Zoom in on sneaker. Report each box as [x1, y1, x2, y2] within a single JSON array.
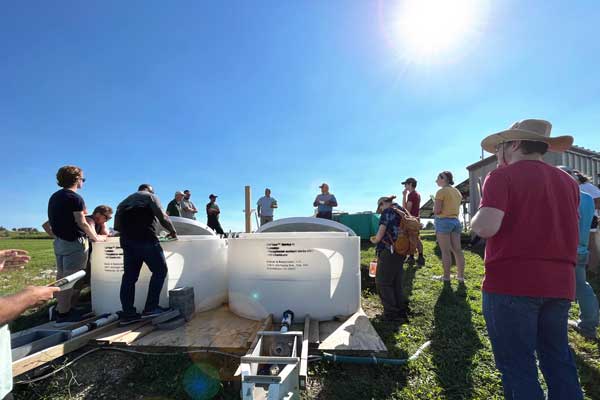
[[431, 275, 451, 282], [568, 320, 597, 340], [406, 255, 415, 266], [417, 255, 425, 266], [53, 309, 90, 326], [118, 311, 143, 326], [142, 306, 171, 319]]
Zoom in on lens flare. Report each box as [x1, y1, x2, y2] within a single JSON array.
[[182, 363, 221, 400]]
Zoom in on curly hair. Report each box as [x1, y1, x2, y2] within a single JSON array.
[[56, 165, 82, 188]]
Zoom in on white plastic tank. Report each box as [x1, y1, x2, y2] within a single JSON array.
[[228, 231, 361, 321], [90, 236, 227, 315], [258, 217, 356, 235], [160, 216, 216, 236]]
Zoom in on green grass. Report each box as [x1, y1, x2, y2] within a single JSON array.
[[7, 236, 600, 399]]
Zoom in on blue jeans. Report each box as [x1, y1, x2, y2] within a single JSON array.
[[434, 217, 462, 234], [575, 253, 599, 336], [482, 292, 583, 400], [119, 238, 168, 314]]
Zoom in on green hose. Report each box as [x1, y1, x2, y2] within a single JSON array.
[[321, 340, 431, 365]]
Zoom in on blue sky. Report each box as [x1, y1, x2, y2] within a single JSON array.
[[2, 0, 600, 232]]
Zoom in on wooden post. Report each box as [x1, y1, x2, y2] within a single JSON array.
[[245, 185, 252, 233]]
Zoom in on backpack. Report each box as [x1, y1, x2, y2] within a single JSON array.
[[387, 206, 421, 256]]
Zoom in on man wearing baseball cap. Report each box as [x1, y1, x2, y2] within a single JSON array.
[[206, 194, 225, 235], [471, 119, 583, 398], [402, 177, 425, 266], [313, 183, 337, 220], [166, 191, 184, 217]]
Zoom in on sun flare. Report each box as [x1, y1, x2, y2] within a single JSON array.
[[395, 0, 484, 63]]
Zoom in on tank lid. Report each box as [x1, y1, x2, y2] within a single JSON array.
[[162, 216, 216, 236], [256, 217, 356, 236]]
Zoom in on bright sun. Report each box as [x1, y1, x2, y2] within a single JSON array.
[[395, 0, 484, 63]]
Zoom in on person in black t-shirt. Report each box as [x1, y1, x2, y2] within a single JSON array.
[[166, 191, 184, 217], [206, 194, 225, 235], [114, 184, 177, 325], [41, 165, 106, 324]]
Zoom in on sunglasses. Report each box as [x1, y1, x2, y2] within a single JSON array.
[[103, 214, 112, 221], [80, 177, 86, 182]]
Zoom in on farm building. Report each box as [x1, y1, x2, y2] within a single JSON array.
[[420, 145, 600, 228]]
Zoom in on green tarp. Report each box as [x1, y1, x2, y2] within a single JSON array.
[[333, 213, 380, 240]]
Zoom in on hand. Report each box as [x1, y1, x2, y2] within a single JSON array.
[[94, 235, 107, 242], [167, 232, 178, 240], [402, 189, 409, 196], [24, 285, 61, 306], [0, 249, 31, 272], [370, 236, 378, 244]]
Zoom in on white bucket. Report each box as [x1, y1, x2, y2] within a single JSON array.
[[227, 232, 361, 321], [90, 236, 227, 315]]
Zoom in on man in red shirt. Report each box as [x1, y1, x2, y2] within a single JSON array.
[[471, 119, 583, 399], [402, 177, 425, 266]]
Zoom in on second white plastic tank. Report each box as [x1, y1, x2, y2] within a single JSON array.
[[90, 236, 228, 315], [228, 232, 361, 321]]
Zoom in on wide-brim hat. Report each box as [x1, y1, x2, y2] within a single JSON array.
[[481, 119, 573, 154]]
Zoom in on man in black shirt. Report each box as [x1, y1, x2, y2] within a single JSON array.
[[114, 184, 177, 325], [206, 194, 225, 235], [42, 165, 107, 324]]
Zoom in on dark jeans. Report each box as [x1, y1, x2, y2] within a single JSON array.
[[316, 211, 333, 220], [376, 249, 404, 316], [119, 237, 168, 314], [483, 292, 583, 400], [207, 215, 224, 235]]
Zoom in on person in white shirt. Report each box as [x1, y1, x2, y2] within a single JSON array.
[[257, 188, 278, 226]]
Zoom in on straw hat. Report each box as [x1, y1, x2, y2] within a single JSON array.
[[481, 119, 573, 154]]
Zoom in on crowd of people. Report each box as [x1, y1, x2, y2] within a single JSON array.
[[2, 118, 600, 399]]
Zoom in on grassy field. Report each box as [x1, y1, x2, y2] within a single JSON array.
[[5, 235, 600, 399]]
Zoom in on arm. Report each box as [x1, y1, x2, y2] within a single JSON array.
[[327, 196, 338, 207], [74, 212, 105, 242], [0, 286, 61, 325], [256, 202, 262, 217], [97, 222, 109, 236], [42, 221, 55, 239], [471, 207, 505, 238], [313, 196, 320, 207], [402, 190, 408, 209], [150, 196, 177, 237], [433, 199, 443, 215], [370, 224, 387, 244]]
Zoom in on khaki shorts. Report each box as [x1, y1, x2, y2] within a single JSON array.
[[53, 237, 89, 279]]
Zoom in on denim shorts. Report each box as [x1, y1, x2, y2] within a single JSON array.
[[435, 217, 462, 234]]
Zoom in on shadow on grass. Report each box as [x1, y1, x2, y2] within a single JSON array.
[[431, 282, 482, 400]]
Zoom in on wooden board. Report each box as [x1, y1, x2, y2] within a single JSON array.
[[112, 323, 156, 345], [132, 305, 264, 351], [318, 309, 387, 354], [12, 321, 120, 377], [93, 320, 151, 344]]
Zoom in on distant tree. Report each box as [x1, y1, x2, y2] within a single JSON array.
[[424, 221, 435, 230]]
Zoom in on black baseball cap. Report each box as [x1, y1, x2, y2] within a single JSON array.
[[209, 194, 218, 199], [401, 177, 417, 185]]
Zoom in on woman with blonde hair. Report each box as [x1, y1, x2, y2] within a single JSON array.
[[433, 171, 465, 282]]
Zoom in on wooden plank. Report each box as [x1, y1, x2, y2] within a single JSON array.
[[12, 321, 120, 377], [318, 309, 387, 354], [308, 319, 319, 344], [246, 314, 272, 348], [93, 320, 151, 344], [133, 305, 263, 350], [113, 323, 157, 345]]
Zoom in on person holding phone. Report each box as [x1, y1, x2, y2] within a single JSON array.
[[313, 183, 338, 220]]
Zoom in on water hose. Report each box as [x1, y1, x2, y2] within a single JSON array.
[[321, 340, 431, 365]]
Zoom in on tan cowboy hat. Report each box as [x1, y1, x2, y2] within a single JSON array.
[[481, 119, 573, 154]]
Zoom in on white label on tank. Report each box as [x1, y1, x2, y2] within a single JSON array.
[[265, 242, 313, 271], [103, 245, 124, 273]]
